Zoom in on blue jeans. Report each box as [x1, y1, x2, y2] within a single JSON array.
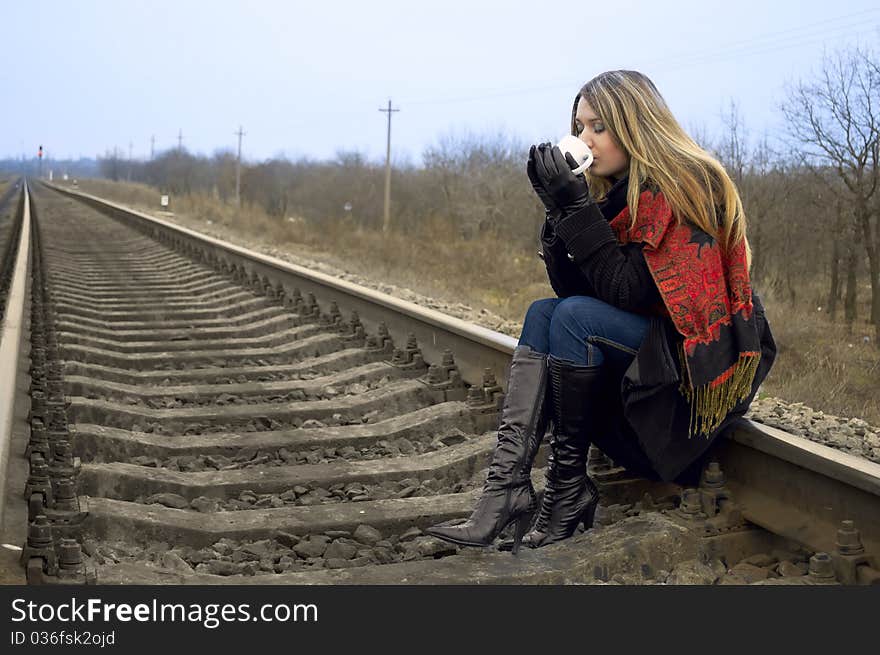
[[518, 297, 649, 377]]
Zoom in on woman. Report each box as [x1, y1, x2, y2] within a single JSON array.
[[426, 70, 776, 554]]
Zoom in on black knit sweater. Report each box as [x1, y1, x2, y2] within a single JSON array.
[[538, 174, 661, 313]]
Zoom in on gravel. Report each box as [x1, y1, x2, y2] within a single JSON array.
[[85, 499, 822, 583], [135, 467, 488, 512], [120, 429, 476, 475], [90, 376, 389, 408], [746, 397, 880, 464], [87, 525, 469, 576]]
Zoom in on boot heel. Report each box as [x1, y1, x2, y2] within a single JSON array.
[[423, 346, 551, 550], [580, 497, 599, 531], [510, 511, 533, 556]]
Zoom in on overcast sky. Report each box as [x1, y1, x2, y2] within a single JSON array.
[[1, 0, 877, 166]]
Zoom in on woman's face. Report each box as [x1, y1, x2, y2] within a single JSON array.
[[574, 97, 629, 180]]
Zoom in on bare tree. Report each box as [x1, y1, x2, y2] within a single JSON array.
[[98, 148, 123, 182], [717, 99, 748, 183], [780, 44, 880, 341], [422, 128, 535, 240], [715, 101, 794, 287], [211, 150, 238, 203]]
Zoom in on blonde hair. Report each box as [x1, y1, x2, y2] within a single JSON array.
[[572, 70, 751, 266]]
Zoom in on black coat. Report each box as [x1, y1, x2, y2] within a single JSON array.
[[609, 293, 775, 483], [537, 181, 777, 483]]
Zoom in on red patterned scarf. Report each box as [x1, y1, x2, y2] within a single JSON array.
[[608, 187, 761, 438]]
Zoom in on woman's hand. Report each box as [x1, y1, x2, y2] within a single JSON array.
[[532, 144, 593, 217], [527, 143, 563, 222]]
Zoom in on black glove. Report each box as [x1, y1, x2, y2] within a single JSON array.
[[527, 143, 563, 223], [533, 143, 593, 216]]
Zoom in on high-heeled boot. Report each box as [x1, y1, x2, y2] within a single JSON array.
[[499, 355, 601, 550], [425, 344, 551, 554]]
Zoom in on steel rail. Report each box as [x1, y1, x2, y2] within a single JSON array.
[[0, 181, 31, 532], [718, 420, 880, 562]]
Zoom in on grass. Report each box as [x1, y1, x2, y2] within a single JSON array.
[[62, 178, 880, 426], [758, 294, 879, 423]]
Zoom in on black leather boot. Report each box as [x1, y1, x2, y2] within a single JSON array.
[[425, 344, 551, 554], [499, 355, 601, 551]]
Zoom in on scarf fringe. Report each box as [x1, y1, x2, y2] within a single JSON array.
[[678, 343, 761, 439]]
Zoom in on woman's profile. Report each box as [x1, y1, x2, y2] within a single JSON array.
[[426, 69, 777, 554]]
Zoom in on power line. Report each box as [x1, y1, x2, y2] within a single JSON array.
[[648, 7, 880, 67], [398, 10, 880, 107], [400, 20, 877, 106], [653, 22, 880, 72]]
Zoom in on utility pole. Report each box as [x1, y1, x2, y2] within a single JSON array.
[[378, 98, 399, 233], [177, 129, 184, 152], [128, 141, 133, 181], [234, 125, 246, 208], [150, 135, 155, 161]]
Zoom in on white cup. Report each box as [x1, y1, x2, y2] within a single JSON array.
[[556, 134, 594, 175]]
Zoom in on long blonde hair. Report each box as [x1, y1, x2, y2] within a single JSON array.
[[572, 70, 750, 266]]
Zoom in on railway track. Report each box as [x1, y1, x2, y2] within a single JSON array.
[[1, 179, 878, 585]]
